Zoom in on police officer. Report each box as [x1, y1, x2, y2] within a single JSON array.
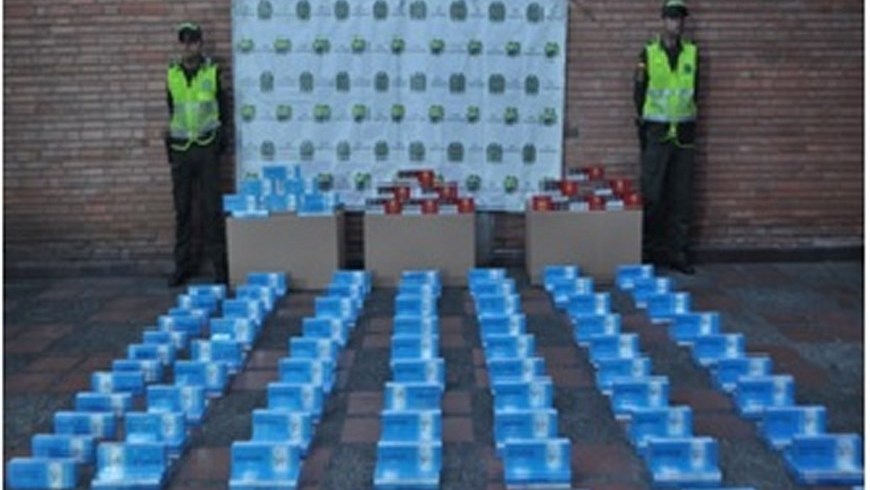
[[635, 0, 698, 275], [166, 22, 229, 286]]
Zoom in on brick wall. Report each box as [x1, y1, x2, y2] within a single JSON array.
[[4, 1, 863, 275]]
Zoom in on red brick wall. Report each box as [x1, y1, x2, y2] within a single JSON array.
[[4, 1, 863, 275]]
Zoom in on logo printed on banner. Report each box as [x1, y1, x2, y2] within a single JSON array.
[[233, 0, 566, 207], [373, 1, 389, 20], [334, 0, 350, 20], [410, 0, 427, 19], [489, 2, 506, 22], [527, 3, 544, 22], [450, 1, 468, 21]]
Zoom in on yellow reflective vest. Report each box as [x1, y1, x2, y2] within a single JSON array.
[[642, 38, 697, 141], [167, 59, 220, 151]]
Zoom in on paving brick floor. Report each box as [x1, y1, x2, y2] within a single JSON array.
[[3, 262, 863, 490]]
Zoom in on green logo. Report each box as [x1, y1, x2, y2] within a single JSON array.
[[489, 74, 505, 94], [409, 142, 426, 162], [373, 1, 388, 20], [525, 75, 539, 95], [466, 174, 482, 191], [430, 39, 445, 55], [467, 39, 483, 56], [351, 36, 367, 54], [261, 140, 275, 159], [313, 38, 331, 54], [296, 0, 311, 20], [410, 73, 427, 92], [336, 72, 350, 92], [300, 72, 314, 93], [506, 41, 521, 57], [545, 42, 560, 58], [260, 71, 274, 92], [429, 105, 445, 123], [352, 104, 368, 122], [274, 38, 291, 53], [313, 104, 332, 122], [503, 175, 519, 193], [504, 107, 519, 125], [238, 38, 254, 53], [354, 172, 372, 190], [258, 0, 273, 20], [466, 106, 480, 123], [527, 3, 543, 23], [374, 72, 390, 92], [448, 143, 464, 162], [334, 0, 350, 20], [375, 141, 389, 161], [300, 140, 315, 161], [410, 1, 427, 19], [449, 74, 466, 93], [337, 141, 351, 161], [450, 1, 467, 21], [541, 107, 558, 126], [487, 143, 503, 163], [489, 2, 506, 22], [317, 173, 333, 191], [391, 37, 405, 54], [241, 104, 256, 122], [391, 104, 405, 122], [523, 144, 537, 164], [276, 105, 292, 121]]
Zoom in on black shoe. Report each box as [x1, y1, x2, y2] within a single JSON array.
[[168, 269, 190, 288], [670, 260, 696, 275]]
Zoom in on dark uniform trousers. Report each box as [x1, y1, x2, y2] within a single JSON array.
[[169, 140, 226, 275], [640, 127, 694, 263]]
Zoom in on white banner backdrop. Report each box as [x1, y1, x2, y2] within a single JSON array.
[[232, 0, 567, 210]]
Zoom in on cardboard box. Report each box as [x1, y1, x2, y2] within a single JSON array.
[[525, 210, 641, 285], [364, 214, 476, 287], [227, 212, 345, 290]]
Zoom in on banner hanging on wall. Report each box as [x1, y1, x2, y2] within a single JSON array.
[[231, 0, 567, 210]]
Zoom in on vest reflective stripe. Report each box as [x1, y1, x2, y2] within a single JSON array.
[[167, 61, 220, 151], [642, 39, 697, 131]]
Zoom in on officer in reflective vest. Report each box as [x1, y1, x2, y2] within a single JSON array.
[[166, 22, 229, 286], [635, 0, 698, 275]]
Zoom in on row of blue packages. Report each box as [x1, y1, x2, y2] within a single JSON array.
[[375, 270, 444, 490], [7, 283, 225, 489], [618, 263, 863, 487], [94, 274, 285, 490], [230, 270, 371, 490], [8, 274, 286, 489], [470, 268, 572, 490], [544, 264, 724, 489]]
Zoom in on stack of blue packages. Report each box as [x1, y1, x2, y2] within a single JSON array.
[[374, 270, 443, 490], [469, 267, 572, 489], [615, 263, 864, 487], [547, 263, 726, 488], [223, 164, 305, 218], [7, 274, 292, 490], [229, 269, 371, 490]]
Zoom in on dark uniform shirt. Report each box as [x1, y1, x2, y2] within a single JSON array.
[[166, 55, 229, 152], [634, 37, 699, 145]]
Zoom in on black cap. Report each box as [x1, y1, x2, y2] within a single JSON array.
[[177, 22, 202, 43], [661, 0, 688, 18]]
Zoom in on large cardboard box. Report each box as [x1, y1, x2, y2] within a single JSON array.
[[227, 212, 345, 290], [364, 214, 476, 287], [525, 210, 642, 285]]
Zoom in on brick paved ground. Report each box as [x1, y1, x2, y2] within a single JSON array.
[[4, 262, 863, 490]]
